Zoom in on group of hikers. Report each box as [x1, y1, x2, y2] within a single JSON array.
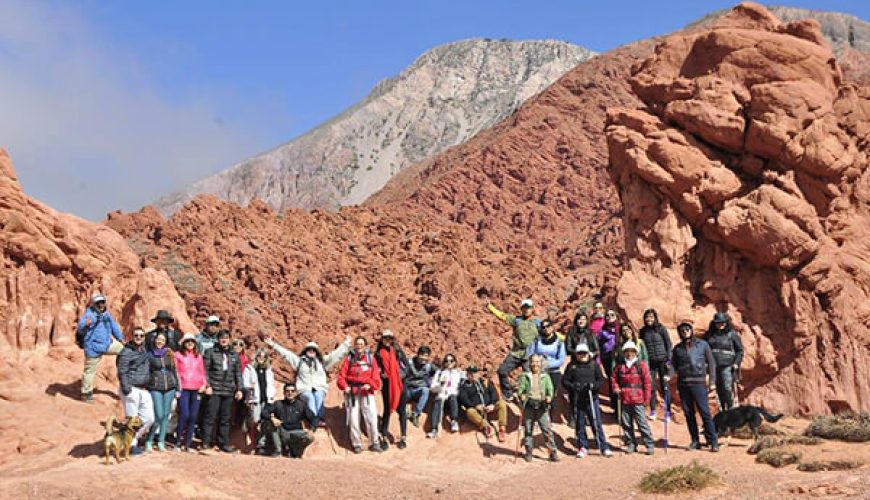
[[78, 293, 745, 461]]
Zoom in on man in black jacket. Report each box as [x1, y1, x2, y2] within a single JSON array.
[[266, 384, 316, 458], [404, 346, 436, 427], [704, 312, 744, 411], [116, 327, 154, 455], [562, 343, 611, 457], [673, 321, 719, 451], [458, 365, 507, 442], [145, 310, 180, 351], [640, 308, 673, 421], [201, 330, 244, 453]]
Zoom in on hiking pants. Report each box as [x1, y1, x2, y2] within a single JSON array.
[[715, 367, 735, 411], [465, 399, 507, 430], [678, 383, 718, 446], [407, 387, 430, 416], [380, 383, 409, 438], [648, 359, 672, 413], [177, 390, 201, 448], [430, 395, 459, 432], [275, 428, 314, 457], [347, 392, 379, 448], [575, 395, 609, 451], [146, 389, 175, 445], [620, 403, 654, 449], [82, 339, 124, 394], [122, 386, 155, 442], [203, 393, 233, 447], [300, 388, 326, 421], [497, 354, 525, 398], [523, 404, 556, 452]]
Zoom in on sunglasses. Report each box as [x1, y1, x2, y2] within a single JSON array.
[[606, 313, 617, 317], [133, 333, 145, 338], [446, 359, 456, 363], [232, 342, 245, 347]]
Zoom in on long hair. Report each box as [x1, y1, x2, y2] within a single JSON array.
[[151, 331, 176, 368], [253, 348, 271, 368], [181, 336, 201, 357]]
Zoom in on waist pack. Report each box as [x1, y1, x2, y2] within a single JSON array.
[[526, 398, 546, 411]]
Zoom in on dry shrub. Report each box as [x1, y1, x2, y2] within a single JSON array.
[[748, 435, 821, 454], [638, 461, 720, 494], [804, 412, 870, 442], [756, 448, 801, 467], [731, 422, 784, 439], [797, 460, 863, 472]]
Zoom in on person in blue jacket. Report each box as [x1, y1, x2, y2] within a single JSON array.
[[527, 319, 567, 399], [77, 293, 125, 403]]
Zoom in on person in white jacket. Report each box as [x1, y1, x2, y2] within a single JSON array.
[[427, 353, 465, 439], [263, 334, 351, 427], [243, 348, 276, 453]]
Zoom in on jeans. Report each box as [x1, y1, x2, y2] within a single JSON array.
[[574, 395, 608, 451], [430, 395, 458, 432], [620, 404, 654, 448], [81, 339, 124, 394], [497, 354, 526, 398], [380, 383, 409, 438], [678, 383, 718, 445], [122, 386, 155, 442], [406, 386, 430, 416], [300, 388, 326, 421], [147, 389, 176, 445], [177, 390, 201, 448], [523, 404, 555, 452], [648, 360, 672, 413], [202, 393, 234, 447], [715, 367, 735, 410]]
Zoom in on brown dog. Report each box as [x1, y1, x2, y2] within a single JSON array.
[[104, 415, 143, 464]]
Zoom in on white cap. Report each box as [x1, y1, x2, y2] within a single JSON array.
[[381, 329, 395, 338], [575, 343, 591, 354], [520, 299, 534, 308], [91, 293, 106, 304], [622, 341, 639, 353], [205, 315, 220, 324], [181, 333, 198, 343]]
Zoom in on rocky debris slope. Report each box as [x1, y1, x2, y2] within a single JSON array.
[[157, 40, 595, 215], [606, 3, 869, 414], [0, 149, 194, 354]]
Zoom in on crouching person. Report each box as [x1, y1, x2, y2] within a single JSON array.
[[612, 341, 654, 455], [517, 355, 558, 462], [266, 384, 315, 458], [459, 364, 507, 442]]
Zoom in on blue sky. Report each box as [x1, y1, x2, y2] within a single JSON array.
[[1, 1, 866, 219]]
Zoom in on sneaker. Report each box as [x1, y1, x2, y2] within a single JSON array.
[[450, 421, 459, 433], [368, 444, 382, 453], [576, 447, 588, 458], [688, 441, 701, 451], [144, 442, 153, 452], [710, 443, 720, 453], [646, 446, 655, 456], [130, 446, 144, 456], [648, 410, 657, 421], [397, 438, 407, 450], [410, 413, 420, 428], [157, 443, 166, 452], [81, 392, 94, 404], [524, 450, 533, 463], [625, 444, 636, 454], [220, 445, 237, 453], [427, 431, 439, 439], [602, 448, 613, 458], [353, 445, 363, 454], [269, 451, 281, 458], [497, 429, 507, 443], [549, 450, 560, 462], [483, 426, 494, 439], [380, 438, 390, 451]]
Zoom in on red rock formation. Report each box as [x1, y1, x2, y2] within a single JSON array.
[[0, 149, 194, 354], [606, 3, 869, 414]]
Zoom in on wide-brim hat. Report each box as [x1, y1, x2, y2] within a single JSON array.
[[303, 341, 321, 352], [181, 333, 197, 343], [151, 310, 175, 323]]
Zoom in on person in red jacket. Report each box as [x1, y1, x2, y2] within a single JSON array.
[[337, 335, 383, 454], [611, 341, 654, 455]]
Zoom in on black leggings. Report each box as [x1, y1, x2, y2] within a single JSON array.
[[380, 382, 409, 438], [648, 359, 672, 412]]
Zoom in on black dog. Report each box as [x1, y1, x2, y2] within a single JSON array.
[[714, 405, 783, 444]]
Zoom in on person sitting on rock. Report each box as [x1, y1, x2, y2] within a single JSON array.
[[78, 293, 125, 403], [336, 336, 382, 454], [458, 364, 508, 443], [266, 383, 316, 458], [403, 345, 437, 428], [486, 298, 542, 400], [672, 321, 719, 452], [263, 334, 351, 429], [201, 330, 244, 453], [374, 329, 410, 450], [612, 341, 654, 455], [145, 310, 179, 351], [243, 348, 276, 454], [116, 327, 154, 456], [427, 353, 464, 439], [562, 343, 612, 458], [703, 312, 744, 411], [517, 355, 559, 463], [639, 308, 673, 422]]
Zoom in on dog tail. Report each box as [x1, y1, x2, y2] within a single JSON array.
[[105, 415, 116, 436], [760, 409, 783, 423]]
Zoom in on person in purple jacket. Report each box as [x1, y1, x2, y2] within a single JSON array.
[[597, 309, 620, 409]]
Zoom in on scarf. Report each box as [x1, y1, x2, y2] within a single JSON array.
[[152, 347, 167, 358], [378, 345, 403, 412], [626, 357, 637, 369]]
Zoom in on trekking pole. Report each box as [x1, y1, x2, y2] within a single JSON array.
[[587, 387, 598, 449], [513, 402, 525, 463], [663, 390, 669, 454], [732, 366, 741, 407]]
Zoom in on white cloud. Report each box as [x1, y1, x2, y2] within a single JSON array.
[[0, 1, 271, 220]]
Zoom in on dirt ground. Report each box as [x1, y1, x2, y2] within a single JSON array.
[[0, 352, 867, 499]]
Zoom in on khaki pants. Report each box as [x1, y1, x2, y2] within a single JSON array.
[[82, 339, 124, 394], [346, 393, 379, 449], [465, 399, 507, 430]]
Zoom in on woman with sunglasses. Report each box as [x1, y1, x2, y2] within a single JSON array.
[[243, 348, 276, 454], [174, 333, 206, 452], [144, 331, 179, 452], [427, 354, 464, 439], [231, 338, 251, 430], [527, 319, 567, 422], [598, 310, 621, 409], [589, 302, 607, 337]]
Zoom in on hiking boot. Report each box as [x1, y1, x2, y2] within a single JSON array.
[[130, 446, 144, 457], [157, 442, 166, 452], [353, 445, 363, 454], [625, 444, 636, 454], [483, 426, 494, 439], [380, 438, 390, 451], [688, 441, 701, 451], [646, 446, 655, 456], [576, 447, 588, 458], [710, 443, 720, 453], [549, 450, 560, 462], [450, 421, 459, 433], [410, 413, 420, 427], [220, 445, 237, 453], [602, 448, 613, 458], [524, 450, 533, 463], [648, 410, 657, 421], [81, 392, 94, 404], [427, 430, 439, 439], [144, 442, 153, 452], [497, 429, 507, 443], [397, 438, 407, 450], [368, 444, 382, 453]]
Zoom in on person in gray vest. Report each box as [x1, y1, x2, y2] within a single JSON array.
[[703, 312, 744, 411], [671, 321, 719, 452]]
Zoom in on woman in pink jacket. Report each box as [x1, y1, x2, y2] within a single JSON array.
[[174, 333, 207, 451]]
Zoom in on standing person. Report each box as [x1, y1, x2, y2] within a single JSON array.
[[458, 365, 508, 442], [336, 336, 382, 454], [374, 330, 410, 450], [517, 355, 558, 462], [174, 333, 206, 452], [77, 293, 125, 403], [263, 334, 351, 427], [427, 354, 463, 439], [486, 299, 542, 400], [145, 310, 180, 351], [565, 310, 598, 427], [403, 346, 437, 428], [144, 332, 179, 452], [231, 338, 250, 429], [243, 348, 277, 454], [704, 312, 744, 411], [672, 322, 719, 452], [562, 344, 612, 458], [598, 309, 620, 408], [197, 315, 221, 353], [266, 384, 316, 458], [589, 302, 607, 336], [116, 327, 154, 456], [527, 319, 567, 398], [201, 330, 244, 453], [611, 341, 654, 455], [614, 324, 648, 366], [639, 308, 673, 421]]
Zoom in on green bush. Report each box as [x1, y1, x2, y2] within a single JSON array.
[[805, 412, 870, 442], [638, 461, 720, 494]]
